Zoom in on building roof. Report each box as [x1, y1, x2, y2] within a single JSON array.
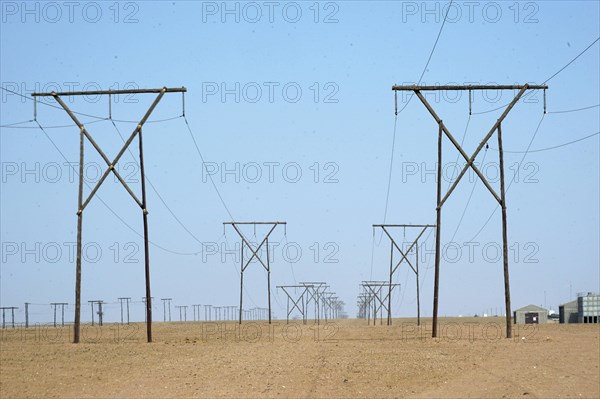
[[577, 292, 599, 298], [559, 299, 578, 308], [514, 304, 548, 312]]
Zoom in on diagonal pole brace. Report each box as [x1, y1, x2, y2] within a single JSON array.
[[52, 90, 167, 212], [414, 86, 529, 208]]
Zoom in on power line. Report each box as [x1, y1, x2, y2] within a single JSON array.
[[182, 115, 236, 222], [383, 0, 454, 222], [473, 37, 599, 115], [282, 233, 297, 285], [473, 102, 599, 116], [0, 86, 182, 126], [472, 101, 513, 115], [548, 104, 599, 114], [445, 37, 598, 241], [369, 229, 376, 280], [395, 0, 455, 116], [0, 119, 35, 127], [464, 105, 599, 240], [4, 120, 36, 127], [4, 90, 222, 256], [446, 115, 472, 192], [2, 86, 106, 119], [1, 116, 182, 129], [544, 37, 600, 83], [110, 118, 207, 247], [382, 114, 398, 222], [489, 131, 599, 154], [416, 1, 454, 86], [33, 119, 201, 256], [223, 232, 259, 309], [449, 148, 488, 243], [467, 114, 546, 242], [1, 118, 108, 129]]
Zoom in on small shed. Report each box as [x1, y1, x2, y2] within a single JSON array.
[[559, 300, 578, 323], [513, 304, 548, 324]]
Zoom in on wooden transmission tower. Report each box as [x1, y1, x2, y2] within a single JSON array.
[[32, 87, 187, 343], [391, 84, 547, 338]]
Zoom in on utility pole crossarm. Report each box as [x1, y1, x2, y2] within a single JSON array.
[[391, 84, 548, 91], [223, 222, 286, 225], [373, 224, 435, 228], [31, 87, 187, 96]]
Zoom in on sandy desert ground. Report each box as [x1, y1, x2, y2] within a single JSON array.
[[1, 317, 598, 398]]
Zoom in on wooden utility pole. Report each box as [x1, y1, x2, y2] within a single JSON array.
[[24, 303, 30, 328], [161, 298, 172, 322], [32, 87, 187, 343], [373, 224, 434, 325], [360, 282, 399, 326], [118, 297, 131, 324], [50, 303, 68, 327], [299, 282, 327, 324], [224, 222, 286, 324], [277, 285, 312, 324], [175, 306, 188, 322], [391, 84, 547, 338], [142, 297, 154, 323], [192, 304, 202, 321], [88, 300, 103, 326], [0, 307, 18, 328]]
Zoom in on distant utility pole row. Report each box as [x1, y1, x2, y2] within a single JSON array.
[[4, 285, 347, 328]]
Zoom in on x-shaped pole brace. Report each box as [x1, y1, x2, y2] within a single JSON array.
[[368, 287, 388, 314], [52, 89, 168, 214], [381, 226, 426, 275], [225, 222, 285, 325], [300, 282, 326, 306], [278, 285, 310, 316], [362, 282, 397, 314], [413, 85, 529, 208], [357, 294, 370, 308], [374, 225, 434, 276], [320, 292, 336, 314], [228, 223, 280, 272]]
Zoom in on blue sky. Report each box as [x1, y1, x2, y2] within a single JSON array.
[[1, 1, 599, 324]]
